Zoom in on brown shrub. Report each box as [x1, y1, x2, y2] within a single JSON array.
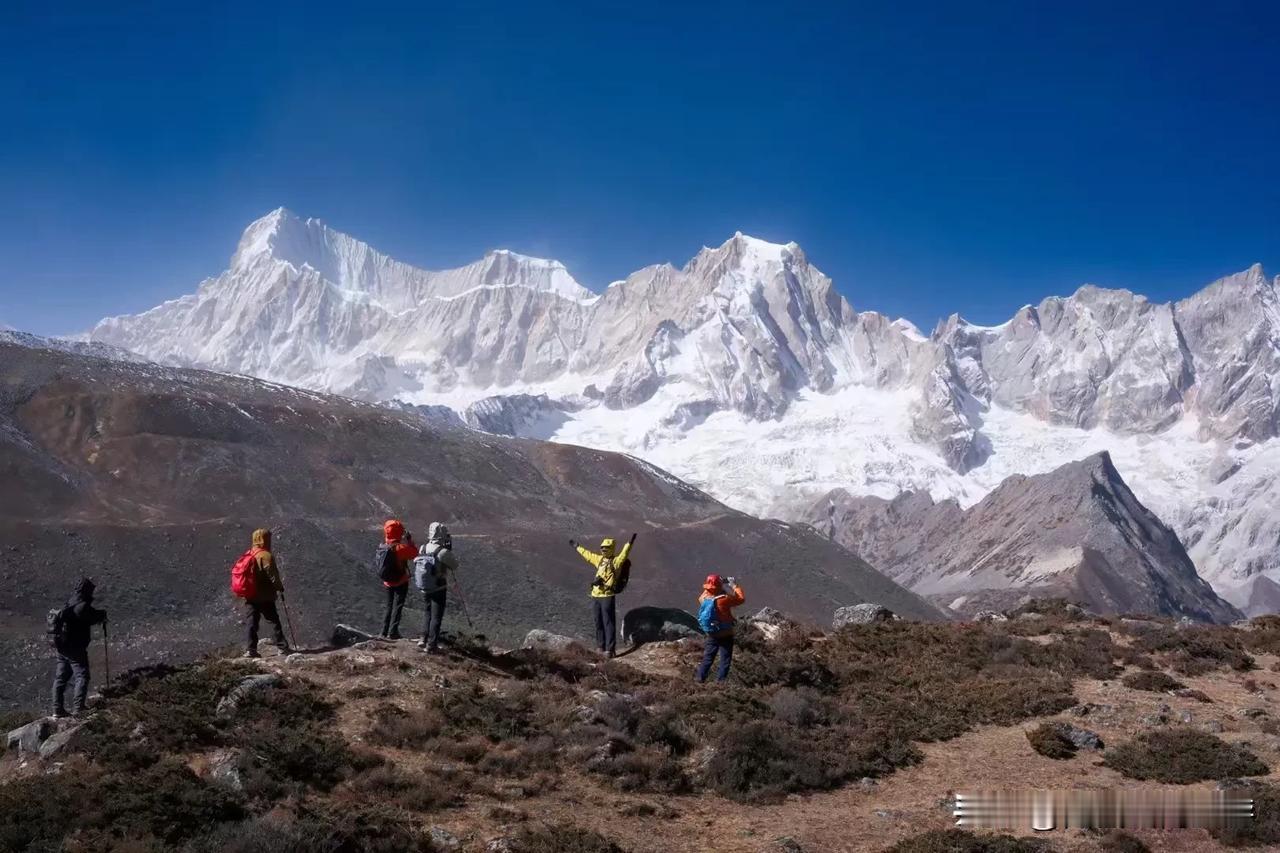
[[1213, 781, 1280, 847], [881, 828, 1052, 852], [1025, 722, 1077, 759], [366, 703, 445, 748], [1135, 627, 1255, 673], [1122, 671, 1185, 692], [347, 764, 460, 812], [508, 823, 628, 853], [1098, 831, 1152, 853], [1103, 729, 1268, 783]]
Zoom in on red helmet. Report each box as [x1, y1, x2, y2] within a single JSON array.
[[703, 573, 723, 591]]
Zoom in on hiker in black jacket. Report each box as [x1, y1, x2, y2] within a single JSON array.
[[51, 577, 107, 718]]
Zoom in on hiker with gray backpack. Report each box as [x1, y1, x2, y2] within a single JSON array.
[[412, 522, 459, 654], [49, 577, 108, 718]]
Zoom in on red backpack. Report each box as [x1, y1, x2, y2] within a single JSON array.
[[230, 548, 261, 599]]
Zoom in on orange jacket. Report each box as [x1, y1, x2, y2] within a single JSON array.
[[382, 520, 415, 588], [698, 584, 745, 636]]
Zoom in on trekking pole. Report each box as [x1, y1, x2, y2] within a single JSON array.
[[451, 573, 476, 629], [280, 593, 300, 650], [101, 622, 111, 683]]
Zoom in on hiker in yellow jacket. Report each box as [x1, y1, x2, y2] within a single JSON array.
[[570, 534, 634, 658]]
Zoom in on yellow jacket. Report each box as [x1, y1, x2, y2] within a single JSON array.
[[576, 538, 632, 598]]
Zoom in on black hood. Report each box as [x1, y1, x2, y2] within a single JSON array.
[[72, 577, 95, 603]]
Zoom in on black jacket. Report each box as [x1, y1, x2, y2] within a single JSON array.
[[58, 580, 106, 652]]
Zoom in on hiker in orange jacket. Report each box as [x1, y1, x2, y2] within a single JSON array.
[[380, 519, 416, 639], [244, 528, 288, 658], [695, 574, 744, 683]]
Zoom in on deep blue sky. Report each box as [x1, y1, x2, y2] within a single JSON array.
[[2, 1, 1277, 337]]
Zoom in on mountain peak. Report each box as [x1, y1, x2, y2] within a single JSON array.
[[231, 207, 325, 271]]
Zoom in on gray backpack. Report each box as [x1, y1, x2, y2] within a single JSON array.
[[413, 549, 446, 591]]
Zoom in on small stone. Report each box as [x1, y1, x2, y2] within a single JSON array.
[[429, 827, 461, 850], [1180, 710, 1194, 723], [774, 837, 805, 853], [522, 629, 581, 652], [207, 749, 244, 791], [858, 777, 878, 789], [485, 839, 514, 853], [215, 674, 281, 718], [1204, 720, 1226, 733], [1240, 708, 1270, 720]]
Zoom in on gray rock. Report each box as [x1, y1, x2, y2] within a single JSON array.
[[208, 749, 244, 791], [332, 624, 378, 647], [1052, 722, 1104, 750], [974, 610, 1009, 623], [521, 629, 581, 652], [429, 827, 461, 851], [6, 719, 51, 756], [37, 721, 84, 759], [833, 603, 896, 628], [216, 674, 281, 719], [485, 839, 514, 853], [749, 607, 790, 626], [1205, 719, 1226, 733], [773, 837, 806, 853], [621, 606, 702, 645], [1180, 710, 1194, 723], [1240, 708, 1270, 720]]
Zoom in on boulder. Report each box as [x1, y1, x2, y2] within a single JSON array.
[[974, 610, 1009, 623], [38, 720, 84, 759], [332, 624, 378, 647], [6, 719, 51, 757], [833, 603, 896, 628], [622, 606, 702, 645], [521, 629, 582, 652], [216, 674, 281, 719]]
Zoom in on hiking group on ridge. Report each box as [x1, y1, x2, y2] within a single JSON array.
[[47, 519, 748, 717]]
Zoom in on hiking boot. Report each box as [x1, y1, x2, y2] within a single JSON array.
[[52, 710, 68, 720], [425, 645, 441, 655], [243, 650, 261, 659], [606, 650, 616, 659], [387, 632, 402, 641]]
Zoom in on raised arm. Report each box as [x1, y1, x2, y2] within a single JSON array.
[[572, 541, 603, 568]]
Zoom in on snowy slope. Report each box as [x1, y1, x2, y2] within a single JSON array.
[[86, 209, 1280, 608]]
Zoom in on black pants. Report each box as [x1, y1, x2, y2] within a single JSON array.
[[593, 596, 617, 654], [247, 601, 286, 652], [695, 635, 734, 683], [52, 646, 90, 715], [422, 588, 447, 648], [382, 584, 408, 637]]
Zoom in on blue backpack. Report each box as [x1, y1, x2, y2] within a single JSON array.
[[697, 596, 726, 635]]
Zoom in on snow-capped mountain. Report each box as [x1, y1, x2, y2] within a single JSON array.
[[88, 209, 1280, 610]]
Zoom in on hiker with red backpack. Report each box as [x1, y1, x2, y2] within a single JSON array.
[[49, 577, 107, 718], [695, 574, 744, 683], [231, 528, 290, 658], [376, 519, 416, 639], [569, 533, 635, 658]]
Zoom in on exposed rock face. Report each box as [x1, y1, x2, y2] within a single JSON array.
[[522, 630, 582, 652], [810, 453, 1240, 622], [464, 394, 572, 439]]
